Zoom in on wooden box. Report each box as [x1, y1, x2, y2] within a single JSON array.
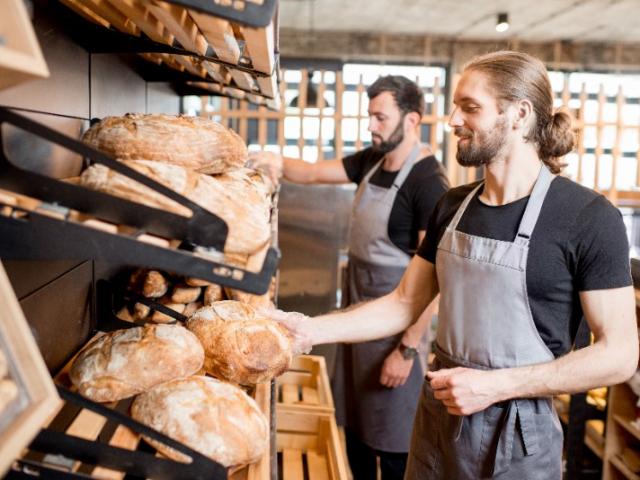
[[0, 0, 50, 90], [0, 262, 60, 476], [276, 355, 334, 413], [276, 407, 349, 480]]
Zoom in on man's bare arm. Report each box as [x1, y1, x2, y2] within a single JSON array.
[[286, 256, 439, 350], [247, 151, 349, 184], [429, 286, 638, 415]]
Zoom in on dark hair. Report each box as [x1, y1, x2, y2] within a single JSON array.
[[464, 50, 575, 173], [366, 75, 425, 116]]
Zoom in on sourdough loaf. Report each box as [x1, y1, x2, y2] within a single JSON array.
[[82, 114, 247, 174], [186, 301, 292, 385], [79, 160, 271, 255], [69, 324, 204, 402], [130, 375, 268, 467]]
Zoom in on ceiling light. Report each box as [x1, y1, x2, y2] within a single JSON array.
[[496, 12, 509, 33]]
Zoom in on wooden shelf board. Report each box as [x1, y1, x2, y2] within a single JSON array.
[[611, 455, 640, 480], [614, 414, 640, 442]]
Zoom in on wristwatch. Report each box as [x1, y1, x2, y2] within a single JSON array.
[[397, 342, 419, 360]]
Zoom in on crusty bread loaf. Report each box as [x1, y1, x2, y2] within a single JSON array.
[[79, 160, 271, 255], [170, 284, 201, 304], [69, 324, 204, 402], [130, 375, 268, 467], [186, 301, 292, 385], [203, 284, 224, 306], [224, 287, 273, 310], [82, 114, 247, 174]]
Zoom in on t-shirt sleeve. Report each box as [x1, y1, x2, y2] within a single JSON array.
[[571, 196, 631, 291], [342, 150, 368, 184], [414, 172, 449, 231], [416, 193, 448, 264]]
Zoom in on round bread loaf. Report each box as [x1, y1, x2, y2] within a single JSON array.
[[79, 160, 271, 255], [130, 375, 268, 467], [186, 301, 292, 385], [69, 324, 204, 402], [82, 114, 247, 174]]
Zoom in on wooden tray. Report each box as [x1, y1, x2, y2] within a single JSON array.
[[276, 355, 335, 414], [0, 262, 60, 476], [276, 407, 348, 480]]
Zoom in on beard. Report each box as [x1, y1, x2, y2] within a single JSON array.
[[371, 118, 405, 154], [455, 116, 508, 167]]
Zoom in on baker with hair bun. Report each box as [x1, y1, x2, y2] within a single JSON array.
[[265, 50, 638, 479]]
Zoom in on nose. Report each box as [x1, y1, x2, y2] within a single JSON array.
[[368, 117, 377, 132], [448, 106, 463, 128]]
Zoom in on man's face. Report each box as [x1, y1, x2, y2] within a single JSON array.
[[449, 70, 510, 167], [367, 91, 406, 154]]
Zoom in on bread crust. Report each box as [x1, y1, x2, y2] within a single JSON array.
[[186, 301, 292, 385], [69, 324, 204, 402], [130, 375, 268, 467], [82, 114, 247, 174]]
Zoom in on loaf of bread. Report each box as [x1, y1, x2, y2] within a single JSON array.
[[130, 375, 268, 467], [203, 284, 224, 306], [69, 324, 204, 402], [186, 301, 292, 385], [82, 114, 247, 174], [224, 287, 273, 310], [79, 160, 271, 255]]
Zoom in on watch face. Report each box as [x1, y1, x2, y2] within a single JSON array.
[[400, 345, 418, 359]]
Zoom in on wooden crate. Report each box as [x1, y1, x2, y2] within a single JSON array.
[[0, 262, 60, 476], [276, 407, 349, 480], [276, 355, 334, 413], [0, 0, 50, 90]]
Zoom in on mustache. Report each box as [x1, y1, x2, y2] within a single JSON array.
[[454, 127, 473, 138]]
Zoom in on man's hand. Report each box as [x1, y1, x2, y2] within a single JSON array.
[[259, 307, 313, 355], [427, 367, 503, 415], [379, 348, 414, 388], [247, 151, 283, 185]]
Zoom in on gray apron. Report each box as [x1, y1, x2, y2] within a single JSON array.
[[332, 144, 425, 453], [405, 166, 564, 479]]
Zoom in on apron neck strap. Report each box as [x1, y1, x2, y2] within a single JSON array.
[[446, 181, 484, 231], [514, 165, 554, 246], [353, 143, 422, 207]]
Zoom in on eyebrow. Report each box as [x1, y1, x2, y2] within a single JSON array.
[[453, 96, 481, 105]]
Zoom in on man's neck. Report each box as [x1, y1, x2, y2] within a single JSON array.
[[383, 136, 419, 171], [480, 143, 544, 206]]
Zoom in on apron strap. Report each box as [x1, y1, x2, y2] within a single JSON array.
[[382, 143, 422, 204], [445, 181, 484, 232], [352, 157, 385, 212], [514, 165, 555, 247], [490, 399, 539, 476]]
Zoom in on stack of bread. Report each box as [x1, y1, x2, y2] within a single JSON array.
[[79, 113, 276, 261], [68, 322, 277, 467], [118, 268, 276, 324], [71, 114, 288, 469]]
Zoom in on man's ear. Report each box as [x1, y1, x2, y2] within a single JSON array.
[[405, 111, 422, 131], [513, 99, 534, 131]]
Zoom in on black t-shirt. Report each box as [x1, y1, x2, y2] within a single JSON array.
[[343, 147, 449, 256], [417, 176, 632, 357]]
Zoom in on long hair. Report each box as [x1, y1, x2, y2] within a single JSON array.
[[464, 51, 574, 173]]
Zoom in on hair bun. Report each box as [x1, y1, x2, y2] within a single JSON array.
[[540, 110, 575, 165]]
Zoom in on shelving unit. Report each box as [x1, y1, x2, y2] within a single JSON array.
[[601, 291, 640, 480], [56, 0, 279, 107]]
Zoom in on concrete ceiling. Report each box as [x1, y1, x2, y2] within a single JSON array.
[[279, 0, 640, 43]]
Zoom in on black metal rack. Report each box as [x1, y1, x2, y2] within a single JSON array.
[[7, 386, 228, 480], [0, 106, 279, 295]]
